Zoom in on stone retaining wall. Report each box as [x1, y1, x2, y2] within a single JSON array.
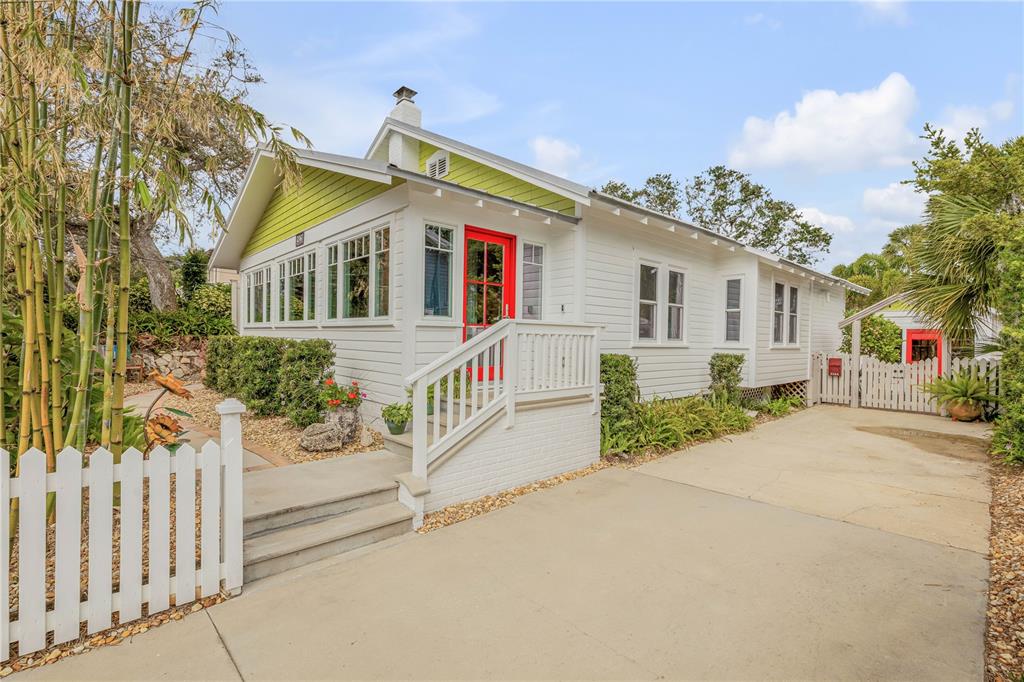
[[136, 347, 204, 382]]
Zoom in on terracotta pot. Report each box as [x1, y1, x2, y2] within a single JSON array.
[[948, 402, 982, 422]]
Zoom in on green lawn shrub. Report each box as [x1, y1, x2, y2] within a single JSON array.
[[189, 283, 232, 318], [129, 308, 235, 346], [601, 395, 753, 456], [755, 395, 804, 417], [709, 353, 745, 404], [994, 327, 1024, 462], [839, 314, 902, 363], [600, 354, 639, 426], [279, 339, 335, 428]]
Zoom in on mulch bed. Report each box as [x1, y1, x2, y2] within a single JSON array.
[[987, 459, 1024, 681], [161, 386, 384, 465]]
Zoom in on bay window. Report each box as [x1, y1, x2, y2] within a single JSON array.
[[343, 234, 370, 318], [375, 227, 390, 317], [327, 245, 339, 320]]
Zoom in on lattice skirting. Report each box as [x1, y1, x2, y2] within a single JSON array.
[[738, 386, 770, 403], [771, 380, 808, 402]]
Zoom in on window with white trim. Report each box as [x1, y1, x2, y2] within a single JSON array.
[[286, 255, 314, 322], [522, 242, 544, 320], [667, 270, 685, 341], [277, 263, 286, 322], [245, 273, 252, 324], [725, 278, 742, 342], [326, 245, 339, 320], [343, 234, 370, 318], [788, 285, 799, 344], [375, 227, 390, 317], [772, 282, 785, 344], [637, 264, 658, 340], [247, 266, 270, 324], [424, 224, 453, 317]]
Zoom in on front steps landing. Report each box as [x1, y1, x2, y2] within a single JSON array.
[[243, 450, 413, 582]]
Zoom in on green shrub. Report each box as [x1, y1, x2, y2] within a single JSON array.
[[224, 337, 289, 416], [179, 248, 209, 303], [204, 336, 232, 390], [129, 308, 235, 347], [756, 395, 804, 417], [279, 339, 335, 428], [601, 354, 639, 426], [601, 396, 753, 456], [994, 327, 1024, 462], [189, 283, 232, 317], [709, 353, 745, 404], [839, 314, 902, 363]]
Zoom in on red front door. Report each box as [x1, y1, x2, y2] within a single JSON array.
[[906, 329, 943, 369], [463, 226, 516, 341]]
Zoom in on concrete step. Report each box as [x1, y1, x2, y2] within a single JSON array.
[[244, 450, 408, 537], [380, 411, 466, 459], [243, 502, 413, 583]]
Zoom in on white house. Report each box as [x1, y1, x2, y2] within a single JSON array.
[[209, 87, 866, 523]]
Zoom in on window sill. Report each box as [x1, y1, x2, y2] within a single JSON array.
[[323, 319, 398, 328], [769, 344, 802, 351], [712, 344, 750, 351], [417, 319, 462, 328]]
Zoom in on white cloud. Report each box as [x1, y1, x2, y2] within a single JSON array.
[[862, 182, 927, 224], [860, 1, 910, 25], [728, 73, 918, 172], [936, 87, 1017, 144], [798, 207, 856, 233], [744, 13, 782, 30], [529, 136, 583, 178]]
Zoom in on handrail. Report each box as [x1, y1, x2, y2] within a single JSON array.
[[405, 318, 515, 386]]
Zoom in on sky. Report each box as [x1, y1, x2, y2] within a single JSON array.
[[208, 0, 1024, 270]]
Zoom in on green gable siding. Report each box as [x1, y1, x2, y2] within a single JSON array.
[[418, 143, 576, 216], [243, 166, 398, 257]]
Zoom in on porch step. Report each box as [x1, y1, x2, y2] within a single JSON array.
[[241, 450, 414, 582], [243, 502, 413, 583], [380, 411, 465, 459]]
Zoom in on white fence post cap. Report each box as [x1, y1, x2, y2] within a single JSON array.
[[215, 398, 247, 415]]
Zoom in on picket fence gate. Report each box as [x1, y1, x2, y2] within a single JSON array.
[[0, 399, 245, 660], [811, 353, 1001, 415]]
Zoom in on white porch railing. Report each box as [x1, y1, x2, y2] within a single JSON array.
[[405, 320, 601, 479]]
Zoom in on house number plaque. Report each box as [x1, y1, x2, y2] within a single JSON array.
[[295, 232, 305, 247]]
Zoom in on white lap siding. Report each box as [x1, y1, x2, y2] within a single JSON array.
[[583, 215, 758, 398], [237, 191, 409, 417], [809, 282, 846, 355]]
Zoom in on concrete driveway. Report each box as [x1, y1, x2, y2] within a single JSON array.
[[22, 406, 990, 680]]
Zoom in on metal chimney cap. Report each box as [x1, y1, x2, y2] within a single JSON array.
[[393, 86, 417, 104]]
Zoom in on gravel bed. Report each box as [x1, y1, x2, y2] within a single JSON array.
[[987, 459, 1024, 681], [122, 382, 155, 399], [161, 386, 383, 464]]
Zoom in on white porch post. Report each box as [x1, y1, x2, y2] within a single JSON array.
[[851, 319, 861, 408], [216, 398, 246, 594]]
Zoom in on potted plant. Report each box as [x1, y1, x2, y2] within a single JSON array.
[[382, 402, 412, 435], [922, 370, 999, 421], [323, 377, 367, 423]]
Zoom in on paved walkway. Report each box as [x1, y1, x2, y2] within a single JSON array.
[[20, 406, 990, 680]]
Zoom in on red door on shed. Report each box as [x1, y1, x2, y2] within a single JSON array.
[[906, 328, 943, 370]]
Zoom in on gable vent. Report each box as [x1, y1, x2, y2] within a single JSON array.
[[426, 150, 449, 179]]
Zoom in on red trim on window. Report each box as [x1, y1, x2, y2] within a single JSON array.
[[906, 328, 943, 369]]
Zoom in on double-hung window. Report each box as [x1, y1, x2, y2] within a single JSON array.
[[248, 267, 270, 324], [788, 286, 799, 344], [771, 282, 800, 346], [375, 227, 390, 317], [772, 282, 785, 344], [285, 254, 315, 322], [343, 234, 370, 318], [522, 243, 544, 320], [637, 264, 658, 341], [667, 270, 685, 341], [424, 224, 453, 317], [725, 278, 742, 342], [326, 245, 339, 320]]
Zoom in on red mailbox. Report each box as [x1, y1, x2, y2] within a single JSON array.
[[828, 357, 843, 376]]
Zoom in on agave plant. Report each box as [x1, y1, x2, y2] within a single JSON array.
[[922, 370, 999, 412]]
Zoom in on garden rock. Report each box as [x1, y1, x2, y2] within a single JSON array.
[[299, 423, 351, 451]]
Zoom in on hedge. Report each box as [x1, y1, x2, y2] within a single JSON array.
[[600, 354, 639, 426], [205, 336, 335, 426], [839, 314, 902, 364], [709, 353, 745, 404]]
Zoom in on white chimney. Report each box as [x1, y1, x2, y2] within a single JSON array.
[[390, 86, 421, 127], [387, 86, 421, 171]]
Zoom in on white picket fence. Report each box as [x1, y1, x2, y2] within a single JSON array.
[[0, 399, 246, 660], [812, 353, 1001, 415]]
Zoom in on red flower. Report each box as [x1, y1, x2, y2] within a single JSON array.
[[351, 380, 359, 386], [325, 378, 335, 386], [328, 399, 341, 407], [347, 392, 357, 400]]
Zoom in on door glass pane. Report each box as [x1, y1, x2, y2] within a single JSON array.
[[486, 285, 502, 324], [466, 283, 484, 324], [467, 239, 485, 281], [485, 243, 504, 283]]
